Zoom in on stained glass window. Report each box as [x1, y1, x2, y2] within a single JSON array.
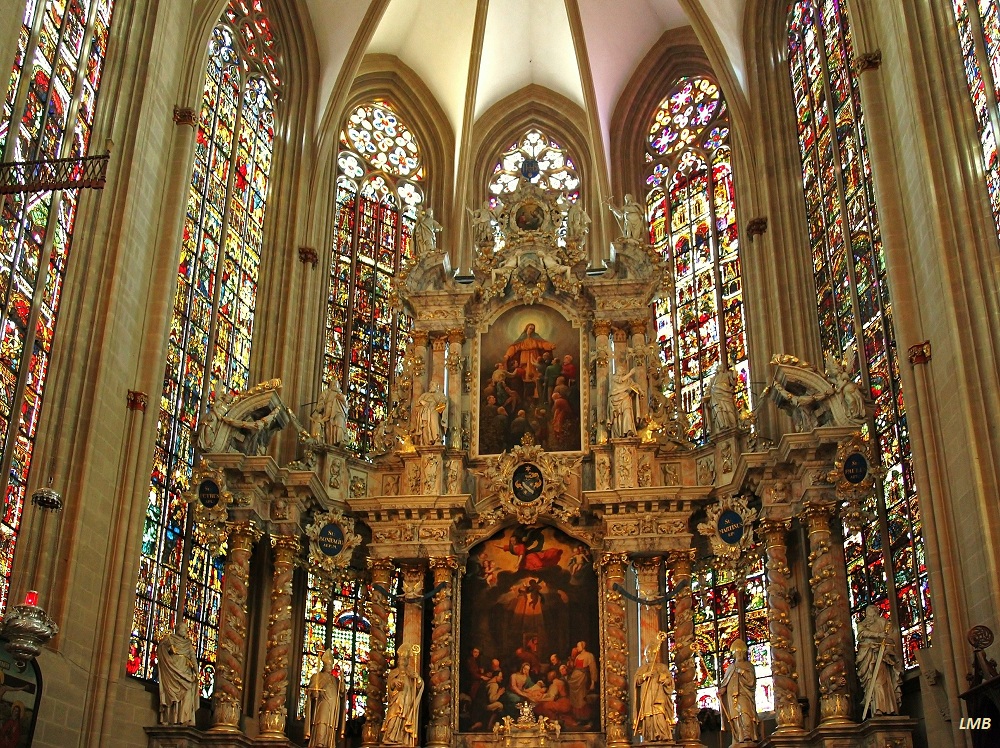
[[129, 0, 281, 692], [0, 0, 117, 612], [645, 77, 750, 443], [323, 101, 423, 455], [951, 0, 1000, 235], [787, 0, 932, 667], [299, 571, 402, 724], [488, 128, 580, 203], [665, 559, 774, 713]]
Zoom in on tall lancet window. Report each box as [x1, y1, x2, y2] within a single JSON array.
[[323, 101, 423, 456], [951, 0, 1000, 235], [644, 76, 750, 443], [0, 0, 117, 611], [788, 0, 931, 666], [129, 0, 281, 693]]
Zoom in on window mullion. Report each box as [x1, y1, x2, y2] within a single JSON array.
[[3, 1, 46, 162]]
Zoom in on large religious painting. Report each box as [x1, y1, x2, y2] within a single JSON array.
[[0, 644, 40, 747], [459, 525, 599, 733], [478, 305, 581, 454]]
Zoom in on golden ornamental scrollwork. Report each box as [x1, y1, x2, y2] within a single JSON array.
[[187, 460, 233, 557], [697, 495, 758, 573], [305, 508, 361, 574], [473, 442, 582, 524], [826, 431, 881, 533]]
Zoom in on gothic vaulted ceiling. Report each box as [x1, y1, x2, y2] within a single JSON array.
[[301, 0, 749, 185]]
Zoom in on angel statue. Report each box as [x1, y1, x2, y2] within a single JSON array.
[[467, 202, 496, 246]]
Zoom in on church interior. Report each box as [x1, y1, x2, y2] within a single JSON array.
[[1, 0, 1000, 747]]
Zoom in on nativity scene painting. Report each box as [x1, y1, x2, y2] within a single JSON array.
[[477, 305, 582, 454], [459, 524, 599, 733]]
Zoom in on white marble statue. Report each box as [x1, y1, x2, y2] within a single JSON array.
[[310, 380, 349, 446], [565, 200, 591, 246], [414, 208, 442, 257], [304, 650, 345, 747], [606, 194, 644, 242], [825, 351, 866, 422], [467, 202, 495, 245], [382, 644, 424, 746], [707, 366, 739, 432], [156, 621, 199, 726], [609, 367, 642, 438], [415, 382, 448, 446], [718, 638, 759, 746], [633, 632, 676, 741], [858, 605, 902, 718], [197, 381, 235, 452]]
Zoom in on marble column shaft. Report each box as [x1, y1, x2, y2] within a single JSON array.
[[593, 321, 611, 443], [258, 534, 301, 738], [668, 549, 702, 746], [600, 552, 630, 748], [427, 557, 458, 747], [211, 520, 262, 732], [633, 556, 663, 657], [446, 329, 464, 442], [804, 502, 855, 725], [362, 559, 395, 746], [431, 335, 447, 391], [761, 519, 805, 733]]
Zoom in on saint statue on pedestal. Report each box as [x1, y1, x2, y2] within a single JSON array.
[[382, 644, 424, 746], [633, 631, 676, 741], [719, 638, 760, 746], [304, 650, 345, 747], [156, 621, 198, 726]]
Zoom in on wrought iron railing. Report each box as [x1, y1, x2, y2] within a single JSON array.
[[0, 152, 110, 195]]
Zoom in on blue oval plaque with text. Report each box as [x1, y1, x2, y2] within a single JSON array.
[[717, 509, 745, 545], [318, 523, 346, 557], [844, 452, 869, 484]]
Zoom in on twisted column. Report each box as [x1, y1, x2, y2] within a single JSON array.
[[804, 502, 855, 725], [761, 519, 805, 734], [427, 557, 458, 747], [362, 559, 395, 746], [211, 520, 262, 732], [258, 534, 301, 738], [669, 549, 702, 746], [599, 552, 630, 748]]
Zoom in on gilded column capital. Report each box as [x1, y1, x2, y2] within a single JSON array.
[[429, 556, 459, 571], [227, 520, 263, 548], [592, 320, 612, 337], [666, 548, 696, 569], [368, 557, 396, 575], [759, 517, 792, 536], [412, 331, 430, 347], [628, 318, 649, 337], [270, 534, 301, 554], [598, 551, 631, 569], [631, 555, 662, 572], [446, 328, 465, 344]]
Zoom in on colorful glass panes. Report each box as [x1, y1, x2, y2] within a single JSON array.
[[299, 571, 402, 724], [488, 128, 580, 202], [645, 77, 750, 443], [666, 559, 774, 713], [130, 1, 280, 692], [787, 0, 931, 666], [952, 0, 1000, 235], [0, 0, 117, 613], [324, 101, 422, 455]]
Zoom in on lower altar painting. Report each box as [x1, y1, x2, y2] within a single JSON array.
[[460, 525, 599, 733]]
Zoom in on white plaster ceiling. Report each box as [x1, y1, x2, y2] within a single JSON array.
[[301, 0, 750, 182]]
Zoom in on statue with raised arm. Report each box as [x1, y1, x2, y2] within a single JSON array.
[[718, 638, 759, 746], [857, 605, 902, 718], [606, 194, 644, 242], [197, 381, 235, 452], [156, 620, 199, 725], [382, 644, 424, 746], [415, 382, 448, 446], [311, 380, 349, 446], [305, 650, 345, 747], [633, 632, 676, 741], [414, 207, 443, 257]]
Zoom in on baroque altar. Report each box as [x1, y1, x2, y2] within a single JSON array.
[[146, 181, 918, 748]]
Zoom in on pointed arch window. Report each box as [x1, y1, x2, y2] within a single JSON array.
[[0, 0, 117, 612], [787, 0, 931, 667], [951, 0, 1000, 235], [644, 76, 750, 443], [129, 0, 281, 693], [323, 101, 423, 456]]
